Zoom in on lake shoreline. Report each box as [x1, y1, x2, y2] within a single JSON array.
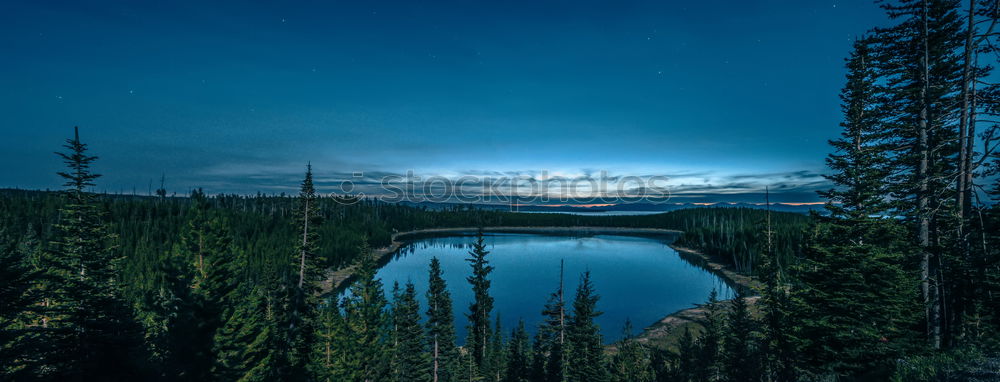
[[622, 245, 760, 351], [668, 245, 760, 291], [321, 226, 755, 350], [321, 226, 683, 294]]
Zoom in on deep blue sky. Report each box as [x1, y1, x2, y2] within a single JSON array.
[[0, 1, 888, 203]]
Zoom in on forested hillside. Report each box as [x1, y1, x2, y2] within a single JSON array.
[[0, 151, 804, 381], [0, 189, 807, 303]]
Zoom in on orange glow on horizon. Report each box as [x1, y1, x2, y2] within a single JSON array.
[[535, 203, 617, 208]]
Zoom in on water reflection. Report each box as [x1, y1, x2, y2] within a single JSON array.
[[342, 233, 733, 344]]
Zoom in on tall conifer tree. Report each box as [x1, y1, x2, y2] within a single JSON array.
[[0, 240, 38, 379], [341, 242, 391, 382], [465, 233, 494, 372], [694, 289, 722, 382], [608, 319, 654, 382], [878, 0, 965, 348], [566, 272, 608, 382], [32, 127, 144, 379], [503, 320, 531, 382], [392, 281, 430, 382], [720, 290, 762, 382], [284, 163, 324, 376], [792, 37, 923, 379], [426, 257, 460, 382]]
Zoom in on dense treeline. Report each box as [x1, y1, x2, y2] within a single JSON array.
[[0, 128, 809, 380], [0, 189, 807, 301], [651, 208, 808, 275]]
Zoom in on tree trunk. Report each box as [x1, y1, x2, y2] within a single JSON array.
[[299, 199, 309, 289], [433, 334, 439, 382], [559, 258, 565, 347], [954, 0, 976, 344], [919, 0, 942, 349]]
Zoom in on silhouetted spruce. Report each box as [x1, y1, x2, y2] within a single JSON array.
[[503, 320, 531, 382], [31, 127, 145, 379], [720, 289, 762, 382], [340, 242, 391, 381], [791, 34, 922, 379], [392, 281, 430, 382], [608, 319, 654, 382], [426, 257, 460, 382], [284, 163, 324, 377], [465, 232, 494, 373], [566, 271, 608, 382], [0, 239, 39, 379]]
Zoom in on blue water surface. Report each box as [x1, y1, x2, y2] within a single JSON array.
[[345, 233, 732, 344]]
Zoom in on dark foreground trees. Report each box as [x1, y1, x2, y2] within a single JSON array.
[[23, 127, 146, 379], [465, 233, 495, 373]]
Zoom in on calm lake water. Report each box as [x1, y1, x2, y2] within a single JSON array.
[[349, 233, 732, 344]]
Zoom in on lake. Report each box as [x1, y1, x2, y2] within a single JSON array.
[[349, 233, 733, 344]]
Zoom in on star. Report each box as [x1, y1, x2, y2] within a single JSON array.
[[281, 18, 286, 23], [129, 90, 135, 95]]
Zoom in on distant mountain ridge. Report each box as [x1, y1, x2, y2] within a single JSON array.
[[399, 201, 824, 214]]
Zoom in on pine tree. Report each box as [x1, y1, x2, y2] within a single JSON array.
[[758, 191, 798, 382], [485, 316, 505, 382], [534, 260, 568, 382], [528, 331, 550, 382], [392, 281, 430, 382], [789, 31, 923, 379], [138, 247, 199, 378], [757, 251, 797, 382], [465, 233, 494, 371], [427, 257, 460, 382], [793, 217, 922, 379], [693, 289, 722, 381], [980, 197, 1000, 347], [311, 302, 341, 382], [193, 214, 240, 334], [955, 2, 1000, 348], [0, 240, 38, 379], [878, 0, 965, 348], [319, 302, 364, 382], [609, 319, 654, 382], [671, 326, 698, 382], [503, 320, 531, 382], [720, 289, 762, 382], [213, 283, 285, 382], [140, 200, 239, 380], [32, 127, 144, 379], [566, 271, 608, 382], [341, 242, 391, 382], [461, 351, 483, 382], [284, 163, 324, 376]]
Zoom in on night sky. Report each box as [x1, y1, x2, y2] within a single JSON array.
[[1, 1, 888, 204]]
